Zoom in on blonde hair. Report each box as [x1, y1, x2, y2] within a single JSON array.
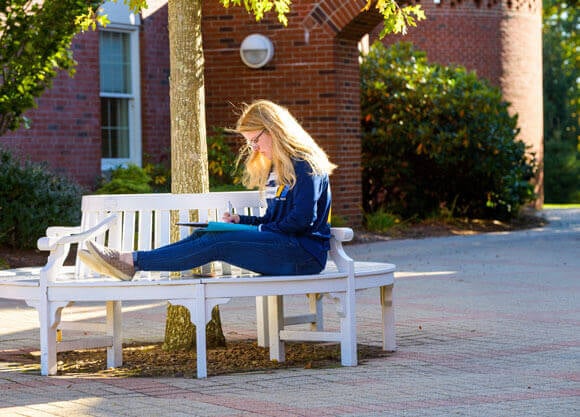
[[234, 100, 337, 190]]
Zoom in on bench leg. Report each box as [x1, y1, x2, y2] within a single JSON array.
[[340, 290, 357, 367], [173, 292, 231, 379], [255, 296, 269, 347], [172, 298, 209, 379], [268, 295, 285, 362], [192, 298, 229, 378], [381, 285, 396, 351], [308, 293, 323, 331], [106, 301, 123, 368], [175, 286, 214, 379], [195, 319, 208, 378], [38, 301, 67, 376], [39, 315, 58, 376]]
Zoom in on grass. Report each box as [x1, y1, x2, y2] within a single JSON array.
[[364, 209, 401, 233], [543, 204, 580, 209]]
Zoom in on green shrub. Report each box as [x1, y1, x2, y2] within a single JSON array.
[[330, 214, 348, 227], [208, 128, 242, 188], [96, 164, 152, 194], [97, 130, 243, 194], [144, 150, 171, 193], [0, 147, 84, 249], [361, 42, 537, 220], [544, 140, 580, 203]]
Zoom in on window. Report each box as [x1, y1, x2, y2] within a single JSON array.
[[99, 2, 141, 171], [100, 31, 131, 159]]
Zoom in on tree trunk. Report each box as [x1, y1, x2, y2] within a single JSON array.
[[164, 0, 225, 351], [168, 0, 208, 191], [163, 304, 226, 350]]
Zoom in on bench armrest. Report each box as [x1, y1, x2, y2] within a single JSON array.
[[330, 227, 353, 242], [45, 226, 82, 238], [37, 214, 118, 282], [329, 227, 354, 273], [37, 214, 118, 251]]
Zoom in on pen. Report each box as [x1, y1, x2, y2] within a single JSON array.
[[228, 200, 233, 214]]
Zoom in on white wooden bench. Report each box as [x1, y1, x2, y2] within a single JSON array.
[[0, 191, 396, 378]]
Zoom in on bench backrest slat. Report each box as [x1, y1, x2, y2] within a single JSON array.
[[156, 210, 171, 248], [121, 211, 137, 251], [138, 210, 153, 251]]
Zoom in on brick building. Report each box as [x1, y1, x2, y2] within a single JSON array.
[[1, 0, 543, 223]]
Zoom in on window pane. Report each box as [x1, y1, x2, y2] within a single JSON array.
[[101, 98, 130, 158], [99, 31, 131, 94]]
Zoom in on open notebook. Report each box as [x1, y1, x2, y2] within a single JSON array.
[[176, 221, 258, 232]]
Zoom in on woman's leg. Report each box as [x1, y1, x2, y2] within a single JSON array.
[[134, 230, 323, 275]]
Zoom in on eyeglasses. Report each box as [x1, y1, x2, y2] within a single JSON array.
[[248, 129, 265, 146]]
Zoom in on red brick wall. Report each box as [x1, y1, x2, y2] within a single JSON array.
[[1, 31, 101, 187], [140, 2, 171, 165], [377, 2, 504, 85]]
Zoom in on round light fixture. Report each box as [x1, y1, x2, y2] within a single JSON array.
[[240, 34, 274, 69]]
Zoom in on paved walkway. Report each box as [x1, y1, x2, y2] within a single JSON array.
[[1, 209, 578, 416]]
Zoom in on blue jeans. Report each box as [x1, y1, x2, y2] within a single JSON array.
[[134, 230, 324, 276]]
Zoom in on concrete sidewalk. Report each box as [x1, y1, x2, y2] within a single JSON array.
[[1, 209, 578, 416]]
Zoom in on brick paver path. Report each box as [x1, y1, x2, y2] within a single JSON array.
[[1, 209, 578, 416]]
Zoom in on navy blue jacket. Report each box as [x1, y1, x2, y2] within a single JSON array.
[[238, 159, 332, 268]]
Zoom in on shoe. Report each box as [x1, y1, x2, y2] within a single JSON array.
[[85, 241, 135, 281], [78, 249, 120, 280]]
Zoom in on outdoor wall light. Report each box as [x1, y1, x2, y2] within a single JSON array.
[[240, 34, 274, 69]]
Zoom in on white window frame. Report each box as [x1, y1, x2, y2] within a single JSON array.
[[99, 2, 142, 171]]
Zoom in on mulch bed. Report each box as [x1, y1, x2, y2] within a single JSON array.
[[2, 341, 392, 378]]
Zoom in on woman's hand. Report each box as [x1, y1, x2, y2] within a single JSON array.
[[222, 212, 240, 223]]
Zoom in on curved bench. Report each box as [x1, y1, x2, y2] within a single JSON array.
[[0, 192, 395, 378]]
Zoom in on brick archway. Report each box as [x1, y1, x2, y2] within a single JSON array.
[[302, 0, 383, 40]]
